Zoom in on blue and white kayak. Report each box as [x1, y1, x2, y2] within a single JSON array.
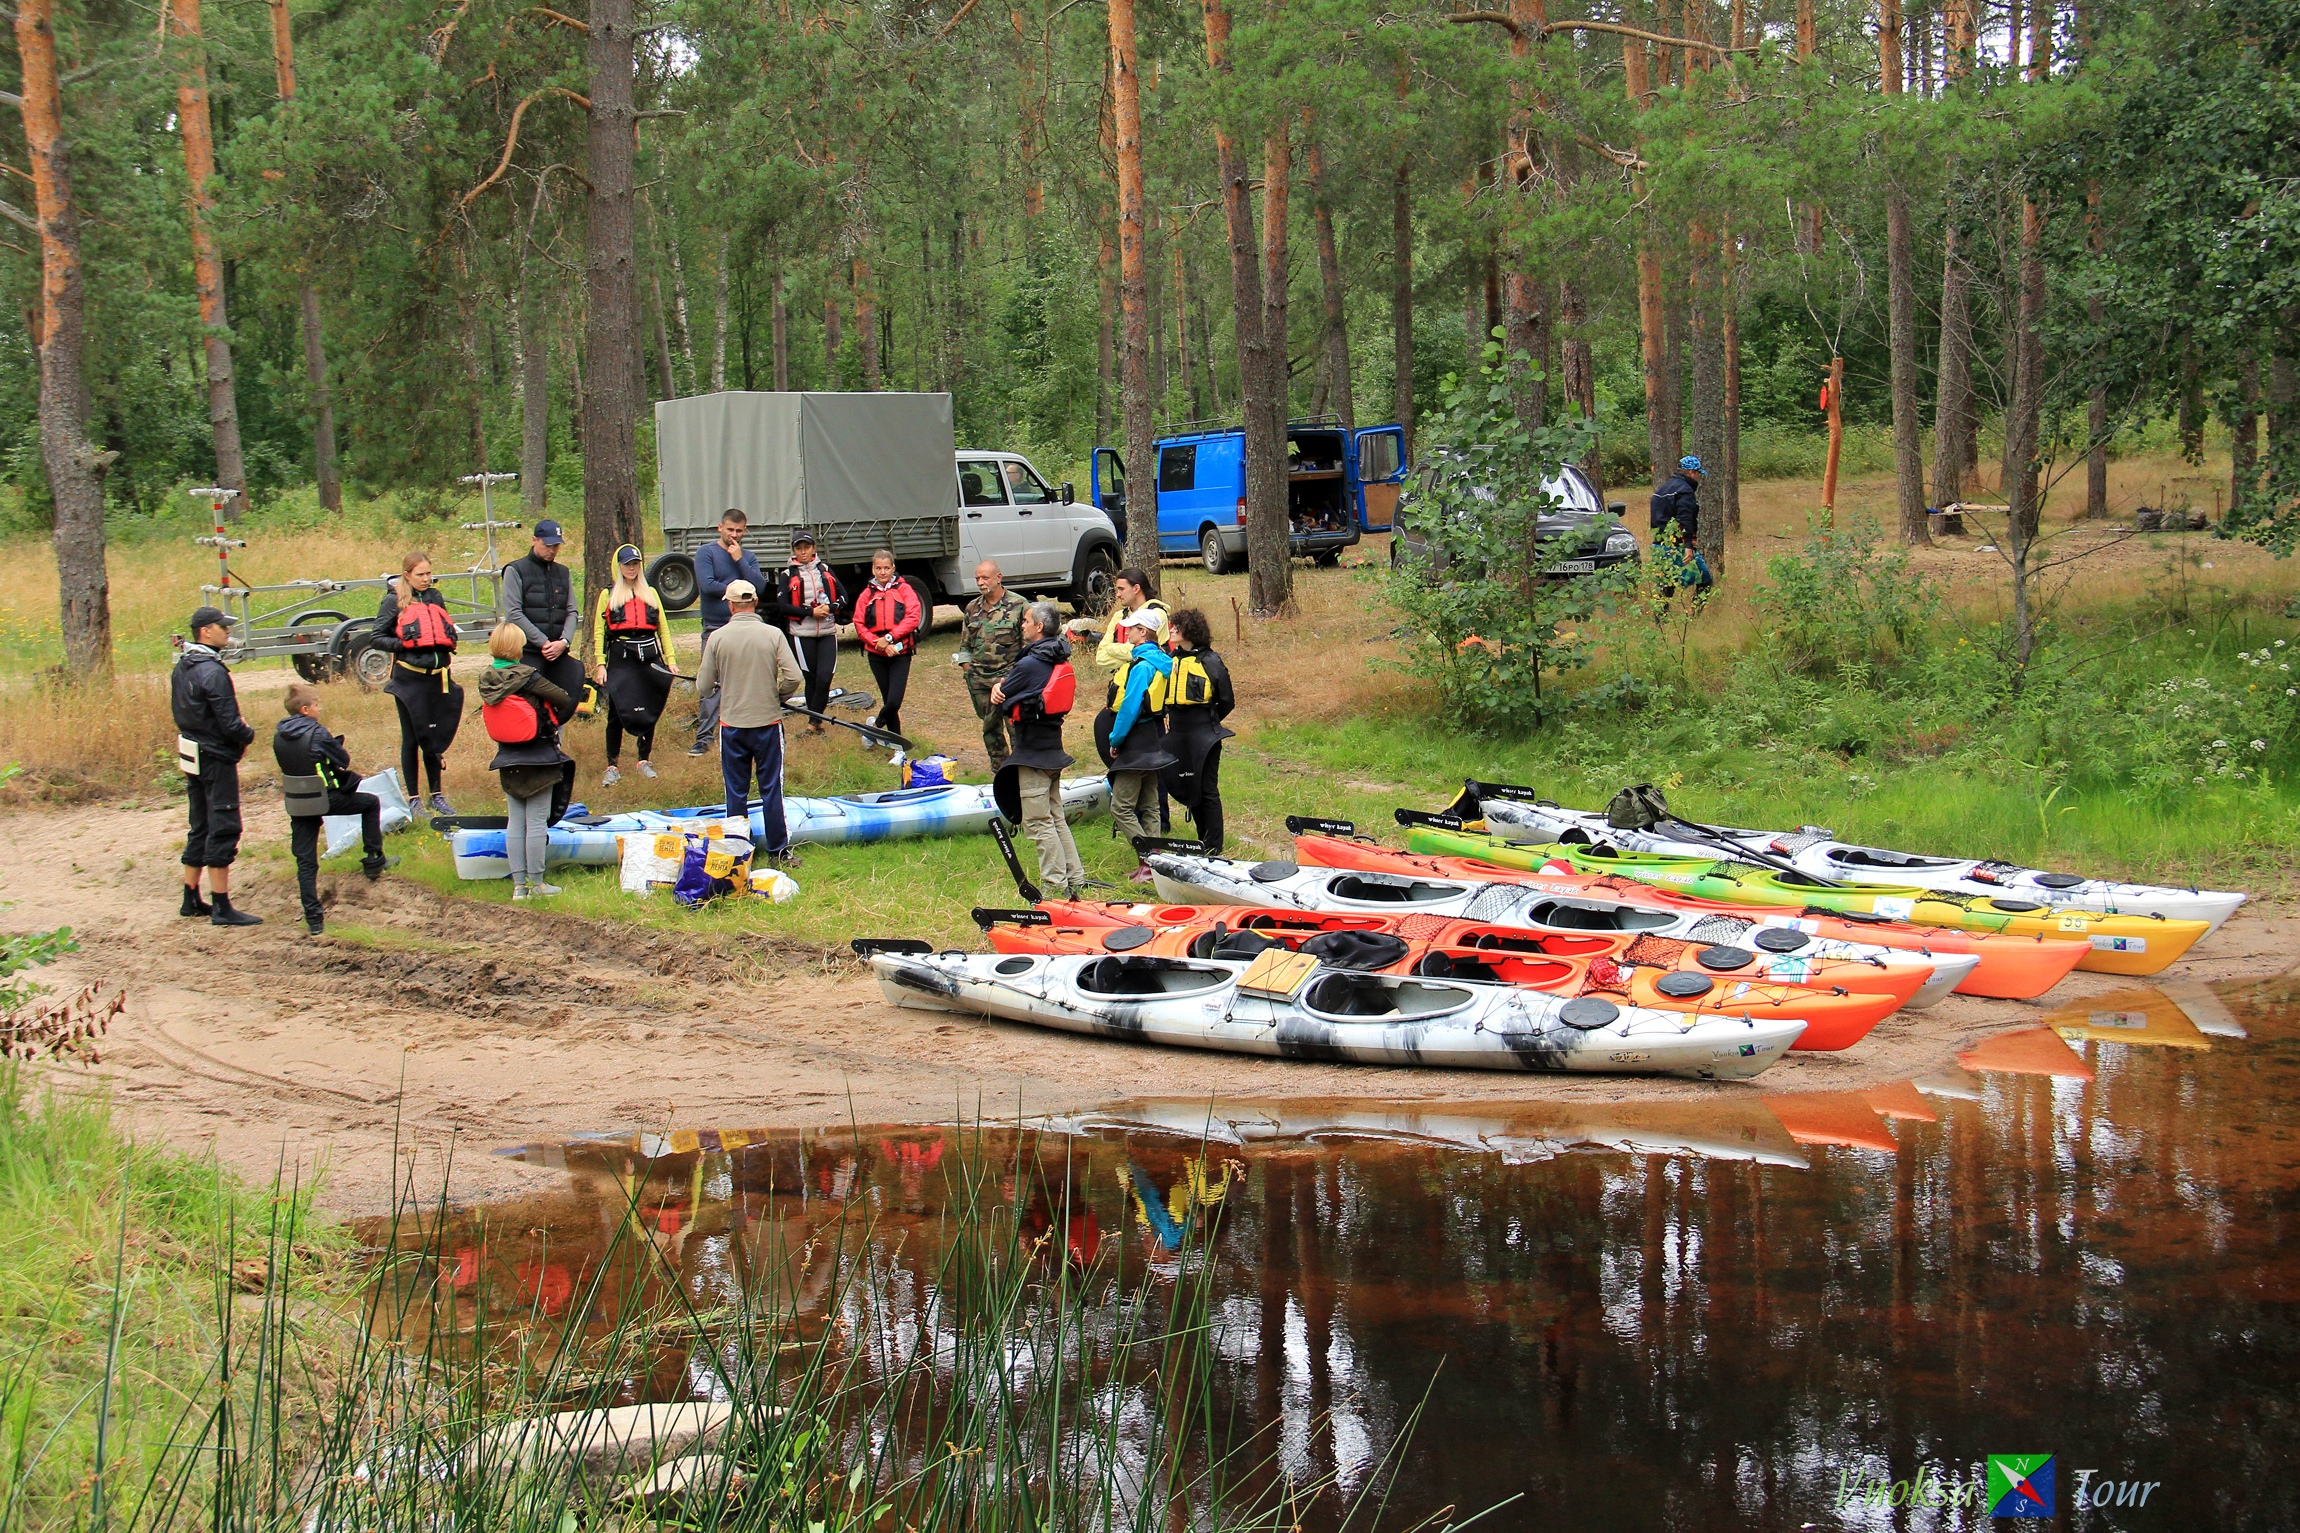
[[449, 777, 1110, 880]]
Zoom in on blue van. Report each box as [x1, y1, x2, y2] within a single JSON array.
[[1090, 418, 1409, 574]]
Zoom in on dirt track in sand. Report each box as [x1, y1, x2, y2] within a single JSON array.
[[9, 799, 2293, 1215]]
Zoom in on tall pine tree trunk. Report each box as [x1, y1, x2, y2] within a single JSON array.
[[1689, 225, 1726, 580], [16, 0, 110, 676], [1881, 0, 1930, 543], [169, 0, 246, 515], [1306, 128, 1352, 432], [266, 0, 337, 512], [712, 231, 730, 392], [1934, 221, 1974, 507], [1392, 141, 1413, 453], [1719, 243, 1740, 530], [1560, 277, 1601, 495], [520, 185, 550, 513], [854, 254, 880, 389], [771, 267, 789, 389], [1110, 0, 1159, 582], [1205, 0, 1275, 585], [1252, 102, 1297, 616], [582, 0, 644, 626]]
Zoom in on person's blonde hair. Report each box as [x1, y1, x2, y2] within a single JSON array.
[[393, 550, 431, 601], [284, 683, 323, 716], [488, 623, 526, 662], [608, 562, 654, 608]]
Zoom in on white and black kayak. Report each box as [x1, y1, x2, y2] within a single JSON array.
[[1463, 786, 2247, 933], [865, 948, 1805, 1079], [1143, 852, 1980, 1007]]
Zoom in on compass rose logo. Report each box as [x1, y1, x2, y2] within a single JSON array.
[[1987, 1454, 2056, 1518]]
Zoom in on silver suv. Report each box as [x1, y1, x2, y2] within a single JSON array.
[[1389, 461, 1639, 578]]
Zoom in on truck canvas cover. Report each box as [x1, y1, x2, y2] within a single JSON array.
[[655, 391, 957, 531]]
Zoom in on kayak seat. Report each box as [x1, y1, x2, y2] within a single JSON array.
[[1526, 899, 1675, 933], [1298, 931, 1412, 971], [1326, 874, 1465, 904], [1194, 929, 1285, 961], [1077, 956, 1232, 998], [1299, 973, 1472, 1020]]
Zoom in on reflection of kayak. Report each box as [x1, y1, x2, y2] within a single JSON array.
[[448, 778, 1109, 879], [1040, 1097, 1811, 1168], [1293, 833, 2086, 1000], [1400, 824, 2206, 977], [1142, 851, 1980, 1007], [985, 900, 1916, 1050], [1466, 787, 2248, 933], [868, 949, 1805, 1079]]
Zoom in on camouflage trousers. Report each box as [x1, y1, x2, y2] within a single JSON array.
[[965, 675, 1012, 770]]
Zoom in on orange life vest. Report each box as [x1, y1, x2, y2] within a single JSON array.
[[397, 598, 457, 650]]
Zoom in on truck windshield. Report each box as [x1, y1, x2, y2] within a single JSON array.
[[958, 460, 1008, 507], [1003, 460, 1052, 505]]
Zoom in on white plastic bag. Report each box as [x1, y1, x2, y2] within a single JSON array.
[[323, 769, 414, 858], [749, 867, 801, 904], [619, 831, 689, 896]]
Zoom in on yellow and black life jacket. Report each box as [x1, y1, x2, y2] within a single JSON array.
[[1106, 655, 1170, 715], [1169, 654, 1222, 709]]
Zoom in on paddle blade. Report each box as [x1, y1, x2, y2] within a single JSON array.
[[1130, 835, 1208, 855], [1285, 815, 1358, 837], [989, 818, 1043, 903], [972, 907, 1053, 928], [1394, 808, 1465, 830]]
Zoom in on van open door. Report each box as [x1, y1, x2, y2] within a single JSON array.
[[1090, 447, 1128, 542], [1351, 426, 1408, 531]]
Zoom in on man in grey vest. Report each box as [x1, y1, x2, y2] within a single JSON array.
[[502, 519, 583, 820]]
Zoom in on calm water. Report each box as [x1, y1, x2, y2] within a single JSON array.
[[367, 973, 2298, 1530]]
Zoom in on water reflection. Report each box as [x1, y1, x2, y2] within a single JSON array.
[[364, 974, 2298, 1530]]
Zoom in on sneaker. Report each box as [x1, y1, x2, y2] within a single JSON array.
[[887, 748, 906, 766], [688, 743, 710, 757], [305, 917, 325, 936], [512, 884, 532, 901], [528, 881, 563, 897], [636, 760, 658, 779], [362, 856, 401, 881], [427, 794, 454, 817], [602, 765, 622, 787]]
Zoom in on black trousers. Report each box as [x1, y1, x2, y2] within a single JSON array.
[[865, 651, 912, 738], [182, 764, 243, 868], [792, 632, 838, 717], [606, 714, 655, 764], [396, 697, 444, 794], [289, 789, 382, 923], [524, 647, 583, 822], [1188, 743, 1224, 854]]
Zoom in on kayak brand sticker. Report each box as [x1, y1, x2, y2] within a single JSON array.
[[2090, 934, 2146, 953], [1759, 915, 1822, 935], [1766, 958, 1811, 982], [1872, 897, 1916, 920]]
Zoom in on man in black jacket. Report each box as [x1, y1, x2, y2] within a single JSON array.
[[502, 518, 583, 822], [171, 606, 261, 926], [1648, 454, 1712, 593]]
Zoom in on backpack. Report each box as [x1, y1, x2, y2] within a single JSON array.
[[483, 690, 547, 744], [396, 598, 458, 650], [1606, 783, 1671, 830]]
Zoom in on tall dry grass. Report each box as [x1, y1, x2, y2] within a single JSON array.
[[0, 675, 180, 803]]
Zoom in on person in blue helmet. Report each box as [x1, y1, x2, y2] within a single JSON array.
[[1649, 455, 1712, 592]]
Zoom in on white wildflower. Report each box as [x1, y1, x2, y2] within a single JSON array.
[[2252, 740, 2268, 751]]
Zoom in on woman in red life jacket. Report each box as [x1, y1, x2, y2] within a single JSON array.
[[850, 548, 924, 750], [589, 544, 672, 786], [370, 552, 464, 816]]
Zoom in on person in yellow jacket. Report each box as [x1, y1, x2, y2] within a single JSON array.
[[1067, 567, 1171, 672], [589, 545, 671, 786]]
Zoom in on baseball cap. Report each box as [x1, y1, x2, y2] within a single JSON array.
[[1679, 455, 1704, 473], [533, 518, 565, 545], [790, 528, 817, 549], [723, 579, 759, 602], [1125, 607, 1168, 638], [188, 605, 236, 633], [615, 543, 643, 565]]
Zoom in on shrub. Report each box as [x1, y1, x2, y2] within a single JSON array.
[[1753, 510, 1942, 677]]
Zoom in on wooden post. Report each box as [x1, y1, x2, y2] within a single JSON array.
[[1821, 354, 1845, 516]]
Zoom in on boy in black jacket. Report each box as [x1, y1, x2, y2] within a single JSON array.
[[274, 684, 396, 934]]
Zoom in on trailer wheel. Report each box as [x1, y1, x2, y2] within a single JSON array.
[[649, 552, 698, 611]]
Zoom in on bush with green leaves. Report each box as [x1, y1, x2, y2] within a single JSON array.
[[1752, 511, 1942, 679], [1382, 347, 1620, 733]]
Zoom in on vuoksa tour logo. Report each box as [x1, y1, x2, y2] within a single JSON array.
[[1987, 1455, 2056, 1518]]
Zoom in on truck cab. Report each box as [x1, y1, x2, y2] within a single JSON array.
[[1090, 419, 1407, 575]]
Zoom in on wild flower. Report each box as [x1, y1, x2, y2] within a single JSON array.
[[2252, 740, 2268, 751]]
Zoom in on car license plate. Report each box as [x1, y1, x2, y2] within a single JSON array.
[[1551, 559, 1596, 573]]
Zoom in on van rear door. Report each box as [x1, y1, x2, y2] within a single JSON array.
[[1351, 426, 1409, 531], [1090, 448, 1127, 542]]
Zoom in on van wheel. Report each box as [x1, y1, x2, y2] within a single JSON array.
[[649, 553, 698, 612], [1200, 529, 1232, 576], [1074, 545, 1119, 618]]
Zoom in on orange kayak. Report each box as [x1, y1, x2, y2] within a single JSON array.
[[1291, 833, 2088, 1001], [985, 900, 1914, 1050]]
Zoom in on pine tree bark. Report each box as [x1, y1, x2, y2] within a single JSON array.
[[16, 0, 111, 677], [1560, 277, 1600, 494], [1111, 0, 1159, 584], [1499, 0, 1547, 435], [1688, 225, 1726, 579], [771, 267, 790, 390], [1204, 0, 1275, 588], [266, 0, 338, 512], [169, 0, 246, 515], [1306, 129, 1352, 432], [1625, 42, 1670, 486], [1933, 221, 1974, 507], [1391, 138, 1414, 454], [1252, 102, 1297, 616], [712, 231, 731, 392], [582, 0, 644, 624], [1719, 238, 1741, 531], [1881, 0, 1930, 543]]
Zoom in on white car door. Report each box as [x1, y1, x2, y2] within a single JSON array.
[[995, 458, 1068, 582], [956, 457, 1032, 578]]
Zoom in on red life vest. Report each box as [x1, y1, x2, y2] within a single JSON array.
[[1012, 660, 1076, 722], [482, 687, 555, 744], [606, 596, 656, 634], [397, 597, 457, 650]]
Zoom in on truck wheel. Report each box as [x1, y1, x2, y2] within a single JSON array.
[[1073, 545, 1119, 618], [649, 553, 698, 612], [1200, 529, 1231, 576]]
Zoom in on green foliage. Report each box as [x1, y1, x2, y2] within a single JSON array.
[[1753, 511, 1942, 677], [1381, 346, 1615, 731]]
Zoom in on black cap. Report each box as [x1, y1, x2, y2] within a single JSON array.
[[791, 528, 816, 549], [533, 518, 565, 545], [188, 606, 235, 633]]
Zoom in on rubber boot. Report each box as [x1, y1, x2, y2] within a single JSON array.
[[180, 885, 211, 918], [209, 893, 263, 928]]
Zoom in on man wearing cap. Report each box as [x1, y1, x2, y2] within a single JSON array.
[[1095, 606, 1177, 884], [690, 509, 763, 756], [1649, 455, 1712, 592], [958, 560, 1028, 770], [171, 607, 262, 926], [692, 579, 806, 861], [503, 521, 584, 817], [772, 530, 846, 728]]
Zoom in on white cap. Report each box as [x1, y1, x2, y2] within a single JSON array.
[[1125, 607, 1168, 638]]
